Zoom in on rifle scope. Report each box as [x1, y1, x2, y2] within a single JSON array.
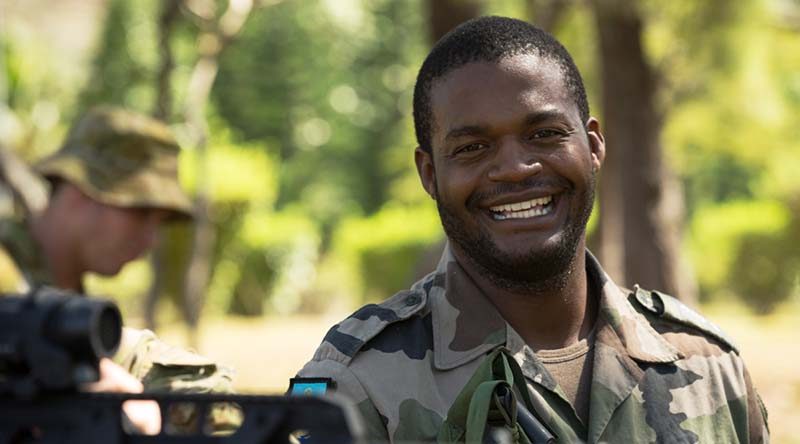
[[0, 287, 122, 395]]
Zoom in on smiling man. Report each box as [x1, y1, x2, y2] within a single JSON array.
[[296, 17, 768, 443]]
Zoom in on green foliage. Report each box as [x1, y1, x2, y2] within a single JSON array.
[[179, 136, 278, 205], [205, 206, 323, 317], [653, 0, 800, 313], [727, 198, 800, 314], [548, 5, 601, 116], [78, 0, 160, 112], [688, 199, 790, 300], [0, 23, 72, 157], [189, 133, 288, 316], [333, 204, 443, 303], [729, 230, 799, 315], [213, 0, 426, 220]]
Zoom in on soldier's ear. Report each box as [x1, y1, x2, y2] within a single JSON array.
[[585, 117, 605, 172], [414, 146, 437, 200]]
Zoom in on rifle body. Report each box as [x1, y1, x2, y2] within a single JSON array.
[[0, 392, 358, 444]]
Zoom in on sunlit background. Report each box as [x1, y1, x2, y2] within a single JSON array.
[[1, 0, 799, 441]]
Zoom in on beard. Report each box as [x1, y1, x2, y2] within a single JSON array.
[[436, 173, 596, 294]]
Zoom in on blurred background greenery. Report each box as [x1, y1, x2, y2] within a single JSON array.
[[1, 0, 799, 440]]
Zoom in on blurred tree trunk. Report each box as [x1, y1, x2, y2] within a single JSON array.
[[145, 0, 183, 332], [525, 0, 572, 33], [180, 0, 257, 346], [426, 0, 482, 42], [154, 1, 181, 121], [590, 0, 693, 302]]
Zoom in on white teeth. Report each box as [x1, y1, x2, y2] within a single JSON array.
[[489, 195, 553, 213], [490, 196, 554, 220]]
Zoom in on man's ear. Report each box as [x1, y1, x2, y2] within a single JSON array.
[[585, 117, 605, 172], [414, 146, 437, 200]]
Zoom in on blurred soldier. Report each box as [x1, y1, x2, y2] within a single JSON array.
[[296, 17, 769, 443], [0, 106, 236, 434]]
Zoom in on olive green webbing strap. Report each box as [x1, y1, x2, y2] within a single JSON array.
[[494, 349, 536, 410], [465, 381, 514, 443], [438, 348, 537, 444]]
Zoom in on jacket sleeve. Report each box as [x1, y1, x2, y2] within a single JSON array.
[[743, 365, 769, 444], [115, 327, 235, 393], [114, 327, 240, 434], [298, 359, 390, 443]]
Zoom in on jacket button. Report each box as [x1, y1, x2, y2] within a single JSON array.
[[405, 294, 420, 306]]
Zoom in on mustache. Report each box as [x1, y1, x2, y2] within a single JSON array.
[[465, 176, 573, 209]]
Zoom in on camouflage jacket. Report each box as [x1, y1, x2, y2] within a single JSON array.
[[298, 246, 769, 443]]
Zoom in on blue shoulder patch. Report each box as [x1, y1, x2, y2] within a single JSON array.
[[289, 377, 335, 396]]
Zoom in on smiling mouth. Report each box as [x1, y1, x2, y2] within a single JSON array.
[[488, 195, 554, 221]]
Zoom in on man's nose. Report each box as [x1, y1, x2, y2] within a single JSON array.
[[486, 137, 542, 182]]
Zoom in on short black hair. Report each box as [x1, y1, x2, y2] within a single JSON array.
[[413, 16, 590, 153]]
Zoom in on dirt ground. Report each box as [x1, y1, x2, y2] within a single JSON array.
[[154, 306, 800, 443]]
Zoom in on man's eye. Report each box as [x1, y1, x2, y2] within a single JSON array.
[[455, 143, 486, 154], [529, 129, 564, 140]]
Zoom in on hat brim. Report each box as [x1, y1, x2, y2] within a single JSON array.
[[36, 153, 194, 221]]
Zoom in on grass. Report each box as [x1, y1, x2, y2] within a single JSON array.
[[148, 303, 800, 443], [154, 312, 344, 394]]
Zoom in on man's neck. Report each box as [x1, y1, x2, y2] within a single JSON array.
[[452, 241, 598, 351], [30, 211, 84, 292]]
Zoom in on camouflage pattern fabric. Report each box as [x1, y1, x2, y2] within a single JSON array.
[[298, 245, 769, 443], [0, 195, 53, 293], [35, 106, 193, 219], [115, 328, 241, 434]]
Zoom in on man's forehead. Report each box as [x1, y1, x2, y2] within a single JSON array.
[[429, 54, 574, 130], [432, 53, 566, 94]]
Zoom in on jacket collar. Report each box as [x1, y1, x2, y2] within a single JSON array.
[[429, 246, 506, 370], [429, 245, 681, 371]]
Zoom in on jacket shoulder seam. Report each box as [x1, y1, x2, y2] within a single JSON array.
[[632, 286, 739, 353]]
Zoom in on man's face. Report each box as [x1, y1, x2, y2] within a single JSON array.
[[80, 202, 169, 276], [415, 54, 604, 288]]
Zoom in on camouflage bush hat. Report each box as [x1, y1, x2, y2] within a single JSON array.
[[35, 106, 193, 219]]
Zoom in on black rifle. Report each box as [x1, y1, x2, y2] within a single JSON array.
[[0, 288, 361, 444]]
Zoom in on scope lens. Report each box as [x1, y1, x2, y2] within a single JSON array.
[[47, 297, 122, 360], [96, 304, 122, 356]]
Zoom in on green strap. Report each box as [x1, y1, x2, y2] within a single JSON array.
[[465, 380, 509, 443], [502, 351, 536, 412], [439, 348, 542, 444]]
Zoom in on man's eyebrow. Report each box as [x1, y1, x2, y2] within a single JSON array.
[[444, 125, 488, 141], [524, 110, 570, 126]]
